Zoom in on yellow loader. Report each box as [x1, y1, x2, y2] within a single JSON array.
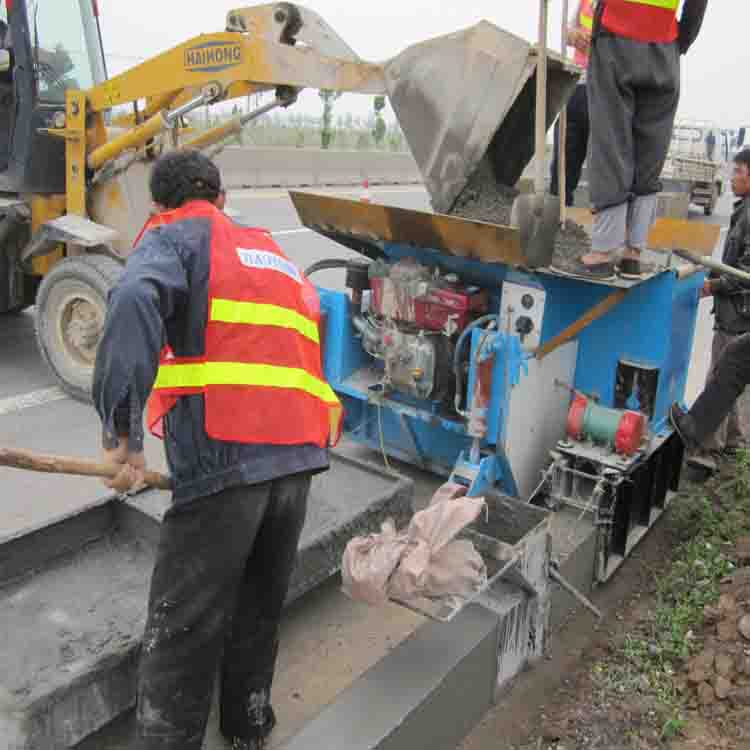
[[0, 1, 578, 400]]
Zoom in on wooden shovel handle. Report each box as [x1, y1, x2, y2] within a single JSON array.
[[0, 447, 172, 491]]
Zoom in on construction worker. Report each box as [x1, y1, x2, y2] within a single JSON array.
[[554, 0, 708, 280], [670, 149, 750, 474], [92, 150, 342, 750], [549, 0, 593, 209]]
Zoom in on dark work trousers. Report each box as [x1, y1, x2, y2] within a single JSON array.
[[588, 34, 680, 212], [689, 333, 750, 446], [133, 473, 311, 750], [550, 83, 590, 208]]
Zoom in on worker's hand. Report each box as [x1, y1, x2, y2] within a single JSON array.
[[701, 279, 715, 298], [102, 438, 146, 494], [567, 28, 591, 54]]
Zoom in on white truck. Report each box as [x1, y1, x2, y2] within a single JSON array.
[[661, 120, 725, 216]]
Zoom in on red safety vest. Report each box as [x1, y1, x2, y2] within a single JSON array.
[[142, 200, 343, 448], [574, 0, 594, 67], [600, 0, 679, 44]]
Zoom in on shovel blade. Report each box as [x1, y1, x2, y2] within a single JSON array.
[[511, 192, 560, 268]]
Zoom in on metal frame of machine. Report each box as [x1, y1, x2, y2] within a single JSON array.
[[291, 190, 707, 586]]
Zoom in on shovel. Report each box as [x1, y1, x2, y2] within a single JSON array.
[[0, 447, 172, 491], [511, 0, 561, 267], [558, 0, 570, 228]]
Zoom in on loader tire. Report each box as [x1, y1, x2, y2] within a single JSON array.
[[35, 254, 123, 403]]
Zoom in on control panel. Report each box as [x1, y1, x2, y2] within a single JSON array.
[[499, 281, 546, 352]]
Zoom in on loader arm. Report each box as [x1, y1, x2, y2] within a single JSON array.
[[51, 3, 384, 220]]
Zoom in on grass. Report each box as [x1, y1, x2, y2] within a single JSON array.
[[591, 450, 750, 741]]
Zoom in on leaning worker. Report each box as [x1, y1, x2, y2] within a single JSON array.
[[671, 149, 750, 475], [554, 0, 708, 280], [92, 150, 341, 750], [549, 0, 593, 209]]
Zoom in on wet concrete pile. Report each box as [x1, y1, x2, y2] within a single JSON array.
[[448, 161, 592, 264], [552, 219, 592, 264], [449, 160, 518, 227]]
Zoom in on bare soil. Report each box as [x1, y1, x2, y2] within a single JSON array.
[[459, 458, 750, 750]]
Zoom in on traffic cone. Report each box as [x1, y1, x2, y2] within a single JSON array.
[[360, 179, 372, 203]]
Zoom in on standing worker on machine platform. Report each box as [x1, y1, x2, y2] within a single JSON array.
[[92, 150, 342, 750], [555, 0, 708, 280], [550, 0, 593, 209]]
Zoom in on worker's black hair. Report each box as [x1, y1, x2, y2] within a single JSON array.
[[735, 149, 750, 172], [149, 150, 223, 210]]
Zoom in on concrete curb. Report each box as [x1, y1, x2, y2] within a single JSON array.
[[0, 455, 413, 750]]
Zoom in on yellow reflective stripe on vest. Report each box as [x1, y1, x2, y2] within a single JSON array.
[[153, 361, 339, 404], [580, 12, 593, 29], [210, 299, 319, 344], [623, 0, 679, 9]]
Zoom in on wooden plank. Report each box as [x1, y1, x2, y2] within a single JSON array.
[[536, 289, 628, 360], [564, 211, 721, 258], [647, 218, 722, 256]]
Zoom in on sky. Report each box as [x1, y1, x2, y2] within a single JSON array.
[[95, 1, 749, 129]]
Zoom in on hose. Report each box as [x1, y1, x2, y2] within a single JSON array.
[[453, 314, 501, 416], [304, 258, 351, 277]]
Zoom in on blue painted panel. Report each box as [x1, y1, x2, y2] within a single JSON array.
[[318, 289, 370, 385], [658, 273, 704, 430], [341, 392, 473, 472]]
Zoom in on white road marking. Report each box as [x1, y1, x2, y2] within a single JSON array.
[[0, 387, 68, 417], [272, 228, 312, 236]]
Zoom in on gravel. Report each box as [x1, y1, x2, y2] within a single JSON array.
[[448, 159, 518, 227], [449, 161, 594, 266]]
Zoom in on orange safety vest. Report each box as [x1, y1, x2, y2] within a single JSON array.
[[574, 0, 595, 67], [142, 200, 343, 448], [600, 0, 679, 44]]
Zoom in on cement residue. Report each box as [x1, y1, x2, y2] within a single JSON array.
[[0, 533, 153, 703], [449, 160, 518, 227], [450, 162, 592, 266], [552, 218, 592, 264]]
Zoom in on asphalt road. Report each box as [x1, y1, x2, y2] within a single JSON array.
[[0, 184, 729, 540], [0, 186, 429, 539]]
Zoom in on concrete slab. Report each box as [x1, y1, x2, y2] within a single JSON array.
[[280, 604, 499, 750], [0, 454, 412, 750]]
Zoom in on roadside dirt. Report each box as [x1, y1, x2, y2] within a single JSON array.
[[460, 458, 750, 750]]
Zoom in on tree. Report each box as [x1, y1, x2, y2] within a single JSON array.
[[372, 96, 387, 149], [319, 90, 342, 149]]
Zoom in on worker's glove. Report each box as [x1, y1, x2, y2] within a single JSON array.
[[102, 437, 146, 495]]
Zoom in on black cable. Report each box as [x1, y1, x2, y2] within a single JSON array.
[[304, 258, 351, 277]]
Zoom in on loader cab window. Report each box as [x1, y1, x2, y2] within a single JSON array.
[[26, 0, 95, 103]]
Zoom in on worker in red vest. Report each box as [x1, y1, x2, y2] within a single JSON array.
[[549, 0, 593, 209], [553, 0, 708, 280], [92, 150, 342, 750]]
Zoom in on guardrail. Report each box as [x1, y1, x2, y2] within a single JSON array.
[[215, 147, 421, 189]]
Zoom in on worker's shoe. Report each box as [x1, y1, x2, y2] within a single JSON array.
[[686, 452, 719, 477], [228, 705, 276, 750], [232, 738, 266, 750], [551, 255, 616, 281], [669, 403, 700, 452], [617, 257, 643, 280]]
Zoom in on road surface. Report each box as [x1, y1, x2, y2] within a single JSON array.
[[0, 184, 732, 749], [0, 186, 429, 538]]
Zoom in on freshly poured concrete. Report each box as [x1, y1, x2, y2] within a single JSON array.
[[0, 454, 412, 750]]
